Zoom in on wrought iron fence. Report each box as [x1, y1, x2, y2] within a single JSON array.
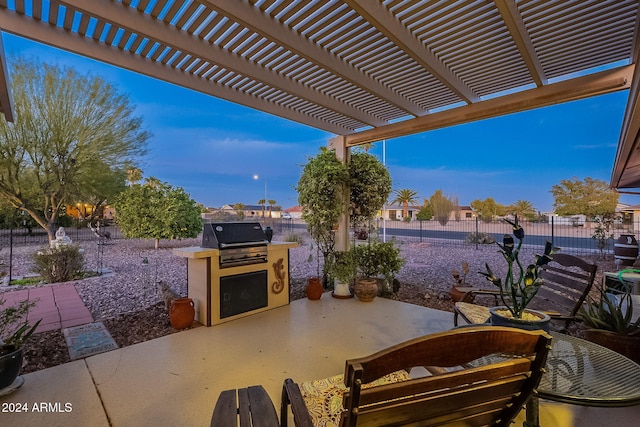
[[2, 216, 632, 262], [363, 217, 635, 255], [0, 224, 124, 247]]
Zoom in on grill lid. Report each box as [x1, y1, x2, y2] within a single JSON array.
[[202, 222, 268, 249]]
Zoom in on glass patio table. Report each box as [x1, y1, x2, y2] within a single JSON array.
[[524, 331, 640, 427]]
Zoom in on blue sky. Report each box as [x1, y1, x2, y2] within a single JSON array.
[[5, 34, 635, 213]]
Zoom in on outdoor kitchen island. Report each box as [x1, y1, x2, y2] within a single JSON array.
[[174, 241, 297, 326]]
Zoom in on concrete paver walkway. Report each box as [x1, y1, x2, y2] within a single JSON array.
[[1, 284, 93, 333]]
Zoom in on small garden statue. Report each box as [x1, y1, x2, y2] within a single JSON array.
[[50, 227, 72, 249]]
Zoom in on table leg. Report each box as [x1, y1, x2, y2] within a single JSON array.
[[524, 395, 540, 427]]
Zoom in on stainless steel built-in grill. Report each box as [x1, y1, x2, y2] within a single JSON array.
[[202, 222, 269, 268], [218, 246, 268, 268]]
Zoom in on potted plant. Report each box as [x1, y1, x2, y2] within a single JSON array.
[[579, 282, 640, 363], [353, 242, 381, 301], [353, 241, 405, 300], [479, 218, 557, 331], [0, 296, 41, 391], [348, 151, 392, 239], [296, 147, 350, 288], [328, 250, 357, 298], [297, 148, 392, 297], [305, 243, 324, 300]]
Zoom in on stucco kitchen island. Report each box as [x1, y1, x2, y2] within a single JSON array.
[[174, 241, 298, 326]]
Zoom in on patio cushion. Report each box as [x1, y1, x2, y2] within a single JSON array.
[[455, 301, 491, 324], [299, 370, 411, 426]]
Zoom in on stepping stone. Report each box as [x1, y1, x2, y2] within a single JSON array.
[[63, 322, 118, 360]]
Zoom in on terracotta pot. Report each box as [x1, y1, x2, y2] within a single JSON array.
[[306, 277, 323, 300], [354, 278, 378, 302], [170, 298, 195, 329], [582, 329, 640, 364], [449, 286, 475, 303], [0, 346, 23, 390], [489, 306, 551, 333]]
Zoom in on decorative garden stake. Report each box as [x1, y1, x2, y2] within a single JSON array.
[[479, 218, 557, 319]]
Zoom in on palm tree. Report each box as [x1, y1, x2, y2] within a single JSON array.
[[267, 199, 277, 218], [390, 189, 419, 219], [233, 203, 245, 219], [258, 199, 266, 217], [508, 200, 536, 220], [126, 166, 143, 186]]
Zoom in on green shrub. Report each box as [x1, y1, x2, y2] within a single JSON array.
[[32, 245, 85, 283], [284, 233, 304, 245], [466, 232, 495, 244], [416, 206, 433, 221]]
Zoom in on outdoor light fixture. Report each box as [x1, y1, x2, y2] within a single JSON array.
[[253, 174, 268, 217]]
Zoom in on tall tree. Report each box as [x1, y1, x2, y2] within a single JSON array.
[[416, 198, 433, 221], [470, 198, 507, 221], [74, 161, 128, 225], [258, 198, 266, 217], [233, 203, 246, 219], [429, 190, 455, 226], [0, 57, 149, 240], [113, 177, 201, 249], [126, 165, 143, 187], [551, 177, 619, 217], [390, 188, 419, 219], [267, 199, 277, 217], [507, 200, 536, 220]]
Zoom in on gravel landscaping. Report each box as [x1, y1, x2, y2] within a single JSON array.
[[2, 230, 617, 374]]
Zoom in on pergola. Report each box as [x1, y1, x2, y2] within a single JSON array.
[[0, 1, 638, 189]]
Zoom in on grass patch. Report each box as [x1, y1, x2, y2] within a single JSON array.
[[10, 277, 43, 286], [7, 270, 98, 286]]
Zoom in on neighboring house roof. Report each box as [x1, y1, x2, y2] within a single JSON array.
[[220, 204, 280, 211], [285, 206, 302, 213], [385, 205, 421, 210], [619, 204, 640, 212]]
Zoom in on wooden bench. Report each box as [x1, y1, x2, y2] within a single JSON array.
[[211, 385, 279, 427]]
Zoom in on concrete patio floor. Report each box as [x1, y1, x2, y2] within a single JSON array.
[[1, 296, 639, 426]]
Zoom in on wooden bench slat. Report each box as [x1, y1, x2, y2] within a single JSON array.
[[211, 390, 239, 427], [247, 386, 279, 427], [237, 388, 251, 427], [211, 386, 279, 427]]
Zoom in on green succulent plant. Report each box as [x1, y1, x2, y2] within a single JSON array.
[[580, 281, 640, 336]]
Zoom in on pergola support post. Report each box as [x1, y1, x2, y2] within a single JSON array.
[[328, 136, 350, 252]]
